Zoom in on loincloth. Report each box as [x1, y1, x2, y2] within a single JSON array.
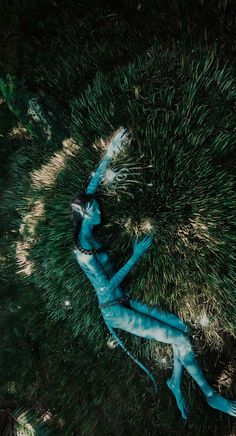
[[98, 296, 131, 309]]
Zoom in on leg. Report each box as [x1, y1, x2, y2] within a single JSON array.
[[129, 299, 191, 335], [128, 299, 189, 417], [167, 345, 188, 419], [177, 334, 236, 417], [105, 304, 236, 418], [169, 346, 184, 389], [103, 303, 186, 344]]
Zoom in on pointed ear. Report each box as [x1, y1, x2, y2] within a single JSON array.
[[71, 203, 83, 215]]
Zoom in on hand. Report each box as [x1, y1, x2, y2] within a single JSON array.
[[107, 127, 130, 157], [133, 234, 153, 258]]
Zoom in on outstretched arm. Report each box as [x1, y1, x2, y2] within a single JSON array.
[[86, 127, 129, 195], [107, 253, 141, 292], [107, 235, 153, 291], [86, 153, 111, 195]]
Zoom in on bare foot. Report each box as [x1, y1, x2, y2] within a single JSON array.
[[206, 392, 236, 417], [167, 379, 188, 420]]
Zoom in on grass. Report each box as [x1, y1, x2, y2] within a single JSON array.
[[0, 1, 236, 434]]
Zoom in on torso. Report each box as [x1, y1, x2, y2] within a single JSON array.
[[87, 238, 113, 274], [74, 236, 126, 304]]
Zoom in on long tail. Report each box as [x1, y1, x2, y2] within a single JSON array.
[[104, 321, 158, 396]]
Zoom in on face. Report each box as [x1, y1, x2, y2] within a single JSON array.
[[86, 199, 101, 225]]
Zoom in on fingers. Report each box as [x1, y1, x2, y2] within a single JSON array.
[[134, 235, 153, 247], [112, 127, 130, 150], [133, 234, 154, 258], [113, 127, 128, 142], [139, 235, 154, 252], [107, 127, 132, 160], [142, 234, 153, 246], [145, 234, 153, 242]]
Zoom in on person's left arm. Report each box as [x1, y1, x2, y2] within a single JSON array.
[[107, 235, 153, 292]]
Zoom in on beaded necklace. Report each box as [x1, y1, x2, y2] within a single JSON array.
[[76, 244, 98, 255]]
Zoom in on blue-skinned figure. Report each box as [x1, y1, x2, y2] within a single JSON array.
[[71, 127, 236, 420]]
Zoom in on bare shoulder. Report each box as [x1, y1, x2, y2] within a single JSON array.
[[74, 247, 110, 289], [74, 249, 105, 274], [74, 248, 95, 266]]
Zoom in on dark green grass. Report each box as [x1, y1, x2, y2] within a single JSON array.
[[1, 39, 236, 434], [1, 1, 236, 435]]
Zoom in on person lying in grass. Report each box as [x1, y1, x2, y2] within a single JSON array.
[[71, 127, 236, 420]]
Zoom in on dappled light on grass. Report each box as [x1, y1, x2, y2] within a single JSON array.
[[16, 240, 35, 276], [1, 30, 236, 434], [177, 294, 226, 351], [19, 199, 45, 236], [217, 364, 235, 392], [16, 137, 80, 276], [154, 344, 173, 370], [120, 217, 156, 238], [177, 216, 219, 247], [31, 137, 79, 188], [197, 311, 210, 328], [8, 122, 29, 139], [196, 310, 224, 351], [139, 219, 154, 234], [16, 199, 45, 276]]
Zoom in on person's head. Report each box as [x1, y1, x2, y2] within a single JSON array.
[[71, 194, 101, 243], [71, 194, 101, 224]]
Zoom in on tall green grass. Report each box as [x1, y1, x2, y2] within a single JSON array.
[[1, 35, 236, 434]]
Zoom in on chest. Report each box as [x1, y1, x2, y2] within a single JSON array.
[[96, 251, 109, 266], [90, 239, 110, 268]]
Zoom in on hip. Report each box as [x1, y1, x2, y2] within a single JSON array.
[[99, 296, 132, 325], [95, 285, 127, 305]]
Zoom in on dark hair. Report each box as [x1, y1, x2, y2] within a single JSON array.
[[70, 193, 95, 246]]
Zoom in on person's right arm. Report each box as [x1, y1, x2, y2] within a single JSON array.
[[86, 127, 129, 195]]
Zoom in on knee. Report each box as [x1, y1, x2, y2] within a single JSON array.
[[175, 334, 194, 363]]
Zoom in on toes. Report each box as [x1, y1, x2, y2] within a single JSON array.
[[229, 408, 236, 417], [228, 401, 236, 416], [229, 404, 236, 416]]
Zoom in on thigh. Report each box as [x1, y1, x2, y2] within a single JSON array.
[[129, 299, 164, 317], [101, 304, 184, 345], [129, 299, 188, 333]]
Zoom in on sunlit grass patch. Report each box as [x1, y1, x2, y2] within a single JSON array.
[[31, 137, 79, 189]]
